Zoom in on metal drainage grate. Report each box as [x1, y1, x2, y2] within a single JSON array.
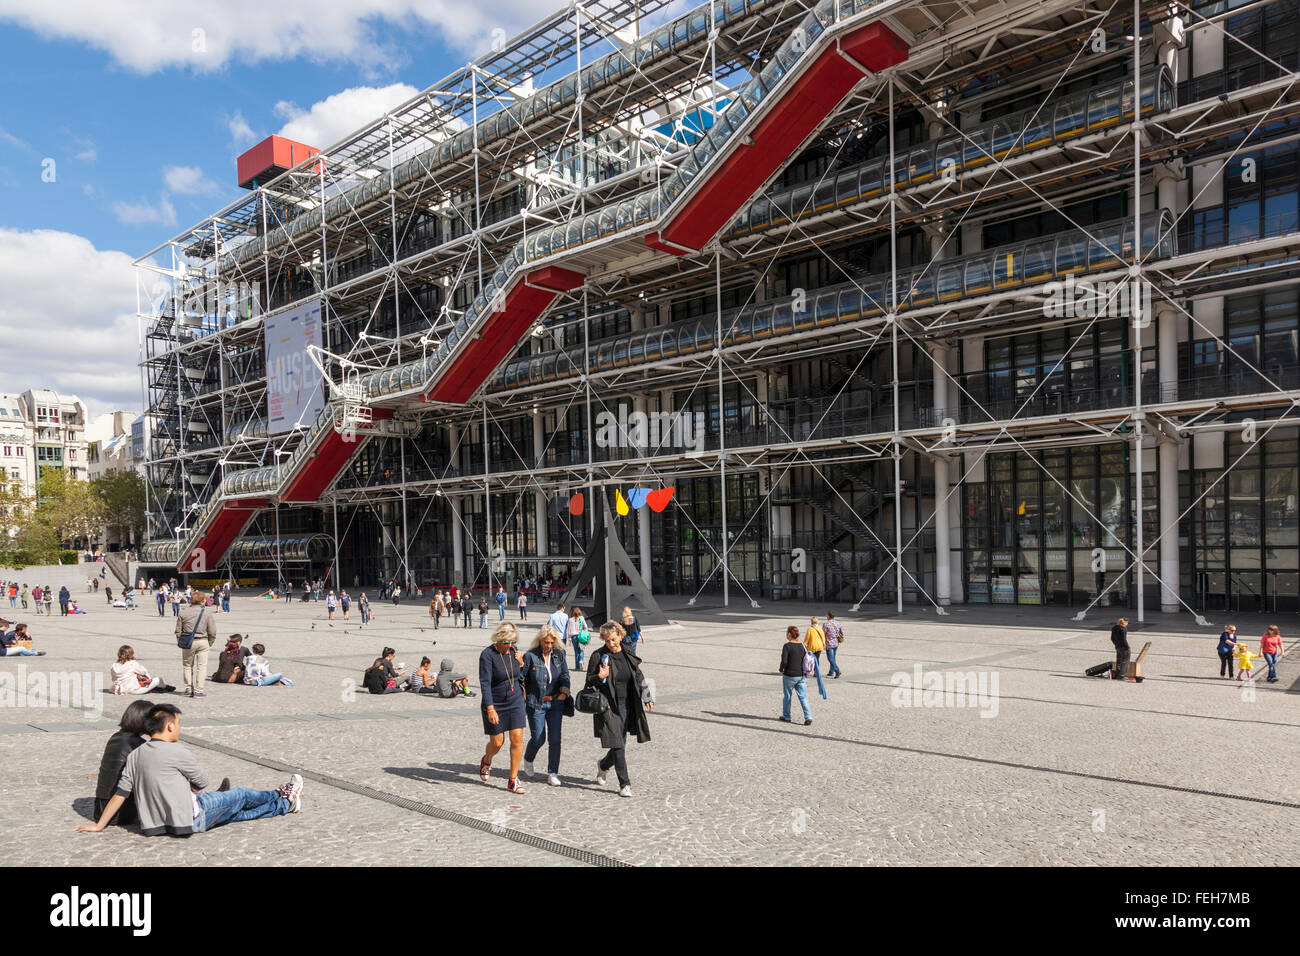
[[186, 734, 630, 866]]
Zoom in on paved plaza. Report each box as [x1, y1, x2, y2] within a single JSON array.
[[1, 589, 1296, 866]]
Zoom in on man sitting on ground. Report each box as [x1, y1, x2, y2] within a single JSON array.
[[0, 622, 44, 656], [75, 703, 303, 836]]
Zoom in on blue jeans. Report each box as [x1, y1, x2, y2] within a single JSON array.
[[782, 675, 812, 720], [479, 613, 487, 628], [524, 704, 564, 773], [1263, 652, 1279, 680], [194, 787, 289, 831], [256, 673, 284, 685], [498, 605, 505, 620], [825, 645, 840, 675], [570, 638, 584, 668], [157, 599, 166, 617], [221, 598, 230, 612], [3, 647, 39, 656]]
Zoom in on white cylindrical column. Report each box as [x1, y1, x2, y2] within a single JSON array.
[[634, 395, 652, 583], [931, 342, 951, 605], [449, 424, 465, 587], [532, 411, 548, 568], [1157, 303, 1180, 613]]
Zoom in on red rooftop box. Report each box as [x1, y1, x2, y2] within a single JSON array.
[[237, 135, 321, 190]]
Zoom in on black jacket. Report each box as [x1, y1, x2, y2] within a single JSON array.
[[584, 648, 651, 748], [1110, 625, 1129, 649], [94, 730, 143, 825], [779, 641, 806, 676]]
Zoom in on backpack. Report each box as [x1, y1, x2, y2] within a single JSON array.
[[802, 650, 816, 678]]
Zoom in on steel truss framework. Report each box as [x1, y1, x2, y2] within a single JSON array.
[[136, 0, 1300, 622]]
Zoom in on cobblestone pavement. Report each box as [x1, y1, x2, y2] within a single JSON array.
[[2, 593, 1296, 865]]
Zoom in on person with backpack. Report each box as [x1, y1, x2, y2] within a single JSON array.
[[176, 590, 218, 698], [340, 590, 351, 621], [566, 607, 590, 668], [779, 625, 813, 725]]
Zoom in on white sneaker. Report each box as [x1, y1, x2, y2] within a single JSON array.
[[547, 774, 562, 787], [619, 785, 633, 798], [523, 759, 535, 778], [279, 773, 304, 813], [595, 761, 608, 786]]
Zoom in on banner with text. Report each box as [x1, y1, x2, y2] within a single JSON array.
[[265, 298, 324, 435]]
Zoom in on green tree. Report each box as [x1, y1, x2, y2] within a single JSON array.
[[93, 470, 147, 547], [36, 465, 103, 548]]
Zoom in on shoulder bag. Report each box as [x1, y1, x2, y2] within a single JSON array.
[[177, 607, 206, 650]]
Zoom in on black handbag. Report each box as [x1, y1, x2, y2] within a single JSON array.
[[575, 684, 608, 714]]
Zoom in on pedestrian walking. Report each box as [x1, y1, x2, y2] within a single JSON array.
[[462, 594, 473, 628], [521, 624, 571, 786], [1260, 624, 1284, 683], [326, 590, 337, 620], [359, 592, 371, 625], [585, 620, 653, 798], [1217, 625, 1238, 678], [43, 586, 53, 616], [340, 590, 351, 620], [59, 586, 71, 616], [20, 584, 28, 610], [804, 616, 826, 670], [566, 606, 589, 668], [156, 585, 167, 617], [620, 606, 641, 654], [478, 622, 529, 794], [478, 596, 489, 628], [517, 590, 528, 620], [495, 586, 507, 621], [779, 625, 813, 725], [822, 610, 844, 678], [430, 593, 440, 628]]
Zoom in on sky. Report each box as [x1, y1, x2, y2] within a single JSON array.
[[0, 0, 553, 417]]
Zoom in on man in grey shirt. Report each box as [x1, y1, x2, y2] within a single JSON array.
[[176, 590, 218, 697], [77, 704, 303, 836]]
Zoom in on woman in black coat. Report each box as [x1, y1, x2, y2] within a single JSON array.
[[585, 621, 653, 798], [93, 699, 153, 825]]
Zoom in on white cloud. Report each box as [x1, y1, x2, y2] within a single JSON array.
[[0, 125, 31, 152], [0, 0, 544, 73], [227, 110, 257, 147], [75, 147, 96, 162], [112, 195, 177, 227], [163, 164, 217, 196], [274, 84, 420, 150], [0, 229, 142, 414]]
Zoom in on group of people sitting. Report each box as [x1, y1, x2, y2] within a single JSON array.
[[0, 621, 43, 656], [362, 647, 471, 698], [107, 635, 293, 694]]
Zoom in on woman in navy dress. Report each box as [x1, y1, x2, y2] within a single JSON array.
[[478, 621, 529, 793]]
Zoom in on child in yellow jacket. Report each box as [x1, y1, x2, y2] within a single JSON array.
[[1233, 641, 1257, 681]]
